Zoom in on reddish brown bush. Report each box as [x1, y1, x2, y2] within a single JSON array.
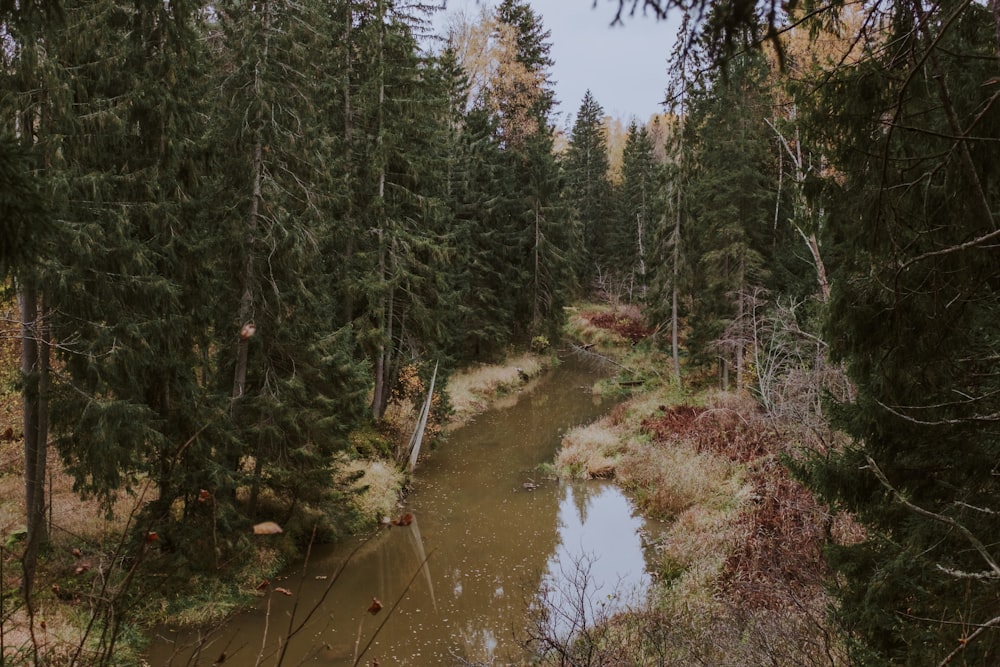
[[584, 311, 652, 343], [640, 398, 831, 611], [640, 403, 780, 464], [721, 460, 830, 609]]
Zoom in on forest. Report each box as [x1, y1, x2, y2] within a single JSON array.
[[2, 0, 999, 664]]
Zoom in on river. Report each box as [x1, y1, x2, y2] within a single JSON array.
[[147, 357, 662, 666]]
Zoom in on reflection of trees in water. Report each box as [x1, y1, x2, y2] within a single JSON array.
[[539, 480, 657, 647]]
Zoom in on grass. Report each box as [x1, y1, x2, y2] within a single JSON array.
[[555, 420, 621, 479], [339, 457, 405, 527], [444, 351, 550, 429]]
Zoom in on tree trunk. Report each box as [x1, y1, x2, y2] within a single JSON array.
[[372, 0, 389, 420], [20, 285, 49, 600], [342, 1, 355, 324], [671, 112, 683, 386], [533, 205, 542, 324], [233, 137, 262, 403], [233, 1, 269, 405]]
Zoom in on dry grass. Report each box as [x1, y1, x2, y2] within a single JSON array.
[[547, 379, 848, 664], [445, 352, 548, 428], [564, 306, 627, 353], [339, 457, 405, 526], [621, 441, 740, 519], [555, 420, 621, 479]]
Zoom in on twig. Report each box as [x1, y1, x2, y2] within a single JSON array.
[[865, 455, 1000, 579], [938, 614, 1000, 665]]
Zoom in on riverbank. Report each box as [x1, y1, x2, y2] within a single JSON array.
[[546, 302, 857, 664], [0, 342, 557, 663]]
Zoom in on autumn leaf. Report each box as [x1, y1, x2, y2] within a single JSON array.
[[367, 597, 383, 615], [390, 512, 413, 527], [252, 521, 283, 535]]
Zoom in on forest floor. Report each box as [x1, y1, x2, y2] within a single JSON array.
[[550, 302, 861, 665]]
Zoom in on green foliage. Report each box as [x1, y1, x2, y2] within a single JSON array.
[[675, 49, 779, 379], [0, 137, 48, 276], [610, 121, 660, 289], [531, 335, 550, 353], [563, 90, 612, 285], [794, 2, 1000, 663]]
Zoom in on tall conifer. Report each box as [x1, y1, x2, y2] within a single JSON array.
[[564, 91, 611, 286]]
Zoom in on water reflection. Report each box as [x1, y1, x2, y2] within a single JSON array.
[[146, 360, 661, 666], [540, 482, 654, 642]]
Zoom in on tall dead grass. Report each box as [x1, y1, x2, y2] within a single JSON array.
[[545, 385, 848, 665], [445, 352, 547, 428], [554, 420, 621, 479], [339, 457, 405, 526]]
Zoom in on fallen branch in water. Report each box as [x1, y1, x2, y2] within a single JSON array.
[[567, 343, 637, 376]]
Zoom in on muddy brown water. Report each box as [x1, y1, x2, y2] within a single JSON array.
[[146, 357, 664, 666]]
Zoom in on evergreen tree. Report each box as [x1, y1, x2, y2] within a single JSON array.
[[435, 46, 517, 360], [341, 0, 454, 419], [488, 0, 570, 335], [796, 2, 1000, 662], [683, 48, 777, 387], [205, 0, 368, 526], [41, 0, 221, 536], [613, 120, 660, 294], [564, 90, 611, 287], [0, 4, 58, 597]]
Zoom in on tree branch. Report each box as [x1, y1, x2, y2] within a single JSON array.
[[865, 455, 1000, 580]]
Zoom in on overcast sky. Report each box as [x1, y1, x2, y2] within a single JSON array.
[[432, 1, 679, 127]]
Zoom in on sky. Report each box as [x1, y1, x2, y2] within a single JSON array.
[[431, 0, 679, 127]]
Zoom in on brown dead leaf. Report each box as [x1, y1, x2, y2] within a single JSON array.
[[252, 521, 283, 535]]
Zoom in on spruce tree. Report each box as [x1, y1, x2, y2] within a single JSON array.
[[342, 0, 454, 419], [434, 47, 516, 360], [41, 0, 220, 532], [796, 2, 1000, 662], [488, 0, 570, 335], [205, 0, 368, 526], [564, 90, 612, 288], [613, 121, 660, 295], [682, 48, 776, 387]]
